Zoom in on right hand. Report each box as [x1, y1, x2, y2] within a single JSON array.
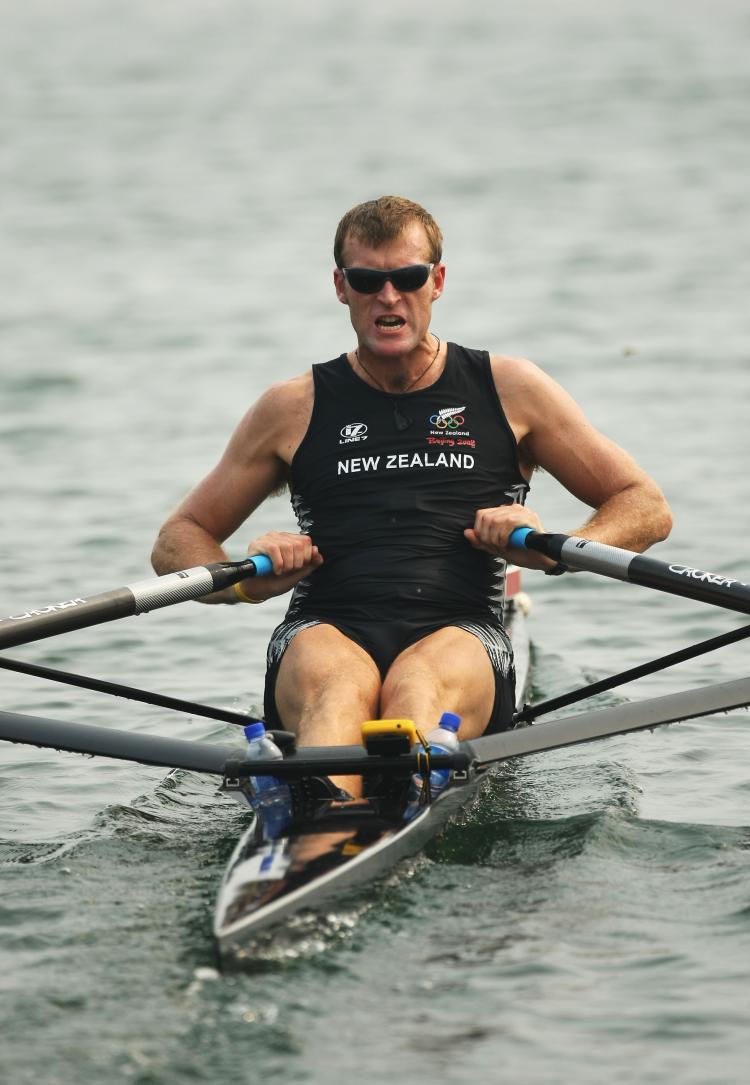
[[237, 532, 324, 601]]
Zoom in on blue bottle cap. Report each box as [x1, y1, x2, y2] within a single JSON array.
[[438, 711, 461, 732], [244, 721, 267, 741]]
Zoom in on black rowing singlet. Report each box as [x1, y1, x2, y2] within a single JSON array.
[[285, 343, 529, 623]]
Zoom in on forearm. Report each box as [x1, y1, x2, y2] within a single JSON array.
[[572, 480, 672, 553], [151, 516, 237, 605], [466, 480, 672, 570]]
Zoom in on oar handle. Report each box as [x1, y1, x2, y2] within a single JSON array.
[[211, 552, 272, 585], [509, 527, 564, 558], [0, 553, 275, 651], [244, 554, 273, 577], [508, 528, 750, 615], [509, 527, 535, 550]]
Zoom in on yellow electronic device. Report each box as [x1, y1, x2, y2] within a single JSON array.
[[360, 718, 418, 757]]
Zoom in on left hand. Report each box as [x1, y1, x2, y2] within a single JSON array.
[[464, 504, 557, 570]]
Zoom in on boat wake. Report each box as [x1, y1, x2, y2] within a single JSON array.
[[240, 908, 366, 965]]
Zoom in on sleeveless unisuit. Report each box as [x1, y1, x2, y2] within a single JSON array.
[[263, 343, 530, 732]]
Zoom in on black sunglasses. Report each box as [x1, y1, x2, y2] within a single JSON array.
[[341, 264, 434, 294]]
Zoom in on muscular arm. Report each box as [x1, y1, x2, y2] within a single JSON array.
[[151, 376, 321, 602], [466, 357, 672, 567]]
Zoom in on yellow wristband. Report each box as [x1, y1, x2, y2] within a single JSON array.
[[234, 581, 263, 604]]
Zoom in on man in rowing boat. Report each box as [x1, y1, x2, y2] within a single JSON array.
[[151, 196, 671, 759]]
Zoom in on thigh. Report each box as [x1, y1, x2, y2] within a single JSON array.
[[381, 625, 498, 739], [271, 622, 381, 746]]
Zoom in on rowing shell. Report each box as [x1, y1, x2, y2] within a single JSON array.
[[2, 534, 745, 964], [213, 576, 531, 962]]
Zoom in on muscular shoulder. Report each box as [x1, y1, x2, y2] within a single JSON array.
[[489, 354, 554, 400], [235, 371, 314, 465], [487, 355, 563, 447], [254, 371, 314, 421]]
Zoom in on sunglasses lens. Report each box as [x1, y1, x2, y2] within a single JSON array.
[[390, 265, 431, 291], [343, 265, 432, 294], [344, 268, 385, 293]]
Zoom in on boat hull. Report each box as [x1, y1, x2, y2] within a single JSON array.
[[214, 775, 482, 961], [214, 594, 530, 963]]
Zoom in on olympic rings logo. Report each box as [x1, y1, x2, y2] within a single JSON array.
[[429, 413, 465, 429]]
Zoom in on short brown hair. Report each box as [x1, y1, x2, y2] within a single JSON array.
[[334, 196, 443, 267]]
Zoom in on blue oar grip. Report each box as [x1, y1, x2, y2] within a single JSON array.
[[508, 527, 535, 549], [248, 554, 273, 577]]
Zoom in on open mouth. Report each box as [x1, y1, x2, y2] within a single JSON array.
[[375, 316, 405, 329]]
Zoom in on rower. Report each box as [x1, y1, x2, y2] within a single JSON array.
[[150, 194, 672, 786]]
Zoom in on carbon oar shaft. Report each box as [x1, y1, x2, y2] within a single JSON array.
[[0, 555, 273, 650], [514, 623, 750, 724], [0, 655, 260, 727], [509, 529, 750, 615]]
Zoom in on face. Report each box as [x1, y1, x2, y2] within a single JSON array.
[[333, 221, 446, 360]]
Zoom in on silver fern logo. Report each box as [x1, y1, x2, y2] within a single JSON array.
[[429, 406, 466, 430]]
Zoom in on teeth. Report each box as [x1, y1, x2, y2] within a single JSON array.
[[377, 317, 404, 327]]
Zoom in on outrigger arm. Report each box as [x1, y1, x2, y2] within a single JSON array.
[[2, 676, 748, 781], [467, 677, 750, 769]]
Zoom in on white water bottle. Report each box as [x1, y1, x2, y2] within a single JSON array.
[[244, 721, 293, 836], [406, 712, 462, 815]]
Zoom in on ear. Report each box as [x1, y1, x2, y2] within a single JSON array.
[[333, 267, 349, 305], [431, 263, 446, 301]]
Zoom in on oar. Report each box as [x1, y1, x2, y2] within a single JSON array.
[[508, 528, 750, 615], [514, 622, 750, 724], [0, 655, 261, 727], [0, 554, 273, 651]]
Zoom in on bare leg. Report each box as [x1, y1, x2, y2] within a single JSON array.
[[274, 623, 382, 795], [273, 624, 499, 795], [381, 626, 497, 739]]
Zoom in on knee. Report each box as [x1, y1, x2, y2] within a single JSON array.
[[380, 663, 446, 720], [277, 641, 381, 715]]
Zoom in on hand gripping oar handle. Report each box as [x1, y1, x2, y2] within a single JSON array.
[[508, 528, 750, 615], [0, 554, 274, 650]]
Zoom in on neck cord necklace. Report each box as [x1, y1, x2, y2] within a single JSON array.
[[354, 335, 441, 432]]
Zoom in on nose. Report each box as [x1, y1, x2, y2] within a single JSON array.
[[376, 279, 401, 303]]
